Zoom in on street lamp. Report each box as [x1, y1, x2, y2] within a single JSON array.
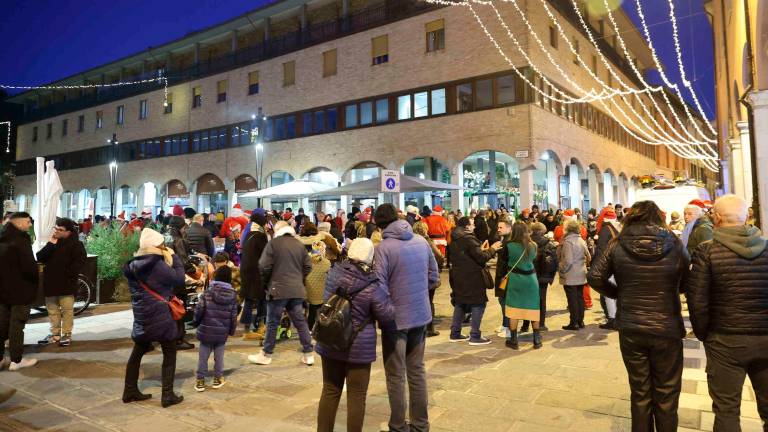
[[541, 152, 550, 210], [251, 108, 266, 208], [108, 133, 118, 217]]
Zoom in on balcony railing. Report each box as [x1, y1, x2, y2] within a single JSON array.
[[20, 0, 440, 124]]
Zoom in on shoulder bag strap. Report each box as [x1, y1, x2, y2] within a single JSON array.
[[502, 249, 526, 279], [133, 269, 169, 304]]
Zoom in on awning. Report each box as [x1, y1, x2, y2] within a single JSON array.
[[238, 179, 333, 198], [313, 174, 461, 196]]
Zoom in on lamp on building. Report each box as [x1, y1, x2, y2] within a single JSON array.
[[108, 133, 119, 217], [541, 152, 550, 210]]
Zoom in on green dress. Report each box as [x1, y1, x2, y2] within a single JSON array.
[[504, 242, 540, 321]]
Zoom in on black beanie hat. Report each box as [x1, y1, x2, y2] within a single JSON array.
[[183, 207, 197, 219], [214, 266, 232, 284], [351, 206, 361, 216], [374, 204, 398, 229]]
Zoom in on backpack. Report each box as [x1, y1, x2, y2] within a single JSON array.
[[539, 240, 559, 278], [312, 287, 369, 352]]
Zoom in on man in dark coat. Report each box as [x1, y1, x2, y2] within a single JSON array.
[[344, 207, 361, 242], [239, 212, 269, 340], [448, 217, 499, 345], [36, 217, 87, 347], [0, 212, 39, 370], [686, 195, 768, 430], [166, 216, 194, 349], [186, 214, 215, 257], [474, 210, 490, 244]]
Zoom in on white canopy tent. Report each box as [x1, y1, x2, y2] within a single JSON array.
[[313, 174, 461, 196], [238, 179, 334, 199]]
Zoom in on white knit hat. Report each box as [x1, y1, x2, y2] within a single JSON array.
[[347, 238, 374, 265], [139, 228, 165, 249], [317, 221, 332, 232], [406, 205, 419, 214]]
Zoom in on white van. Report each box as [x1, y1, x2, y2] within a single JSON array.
[[633, 185, 711, 223]]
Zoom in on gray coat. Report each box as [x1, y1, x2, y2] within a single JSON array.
[[558, 232, 591, 286], [259, 228, 312, 300]]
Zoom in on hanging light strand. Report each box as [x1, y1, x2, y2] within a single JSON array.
[[1, 75, 169, 107]]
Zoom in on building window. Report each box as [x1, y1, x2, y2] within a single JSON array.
[[285, 115, 296, 139], [217, 80, 227, 103], [192, 87, 202, 108], [345, 104, 358, 128], [414, 91, 428, 118], [61, 119, 68, 136], [591, 55, 598, 75], [431, 88, 446, 115], [360, 101, 373, 125], [326, 108, 338, 131], [497, 75, 515, 105], [323, 49, 337, 77], [96, 111, 103, 129], [78, 115, 85, 132], [139, 99, 148, 119], [456, 82, 473, 112], [397, 95, 412, 120], [476, 78, 493, 108], [372, 35, 389, 65], [248, 71, 259, 95], [117, 105, 124, 125], [376, 98, 389, 123], [426, 19, 445, 52], [549, 25, 558, 49], [313, 110, 325, 134], [302, 112, 312, 135], [32, 126, 38, 142], [46, 123, 52, 139], [283, 61, 295, 87], [573, 38, 580, 65], [165, 93, 173, 114]]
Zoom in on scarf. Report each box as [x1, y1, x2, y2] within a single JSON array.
[[135, 246, 175, 267]]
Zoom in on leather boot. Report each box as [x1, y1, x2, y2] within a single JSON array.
[[533, 330, 542, 349], [123, 344, 152, 403], [426, 321, 440, 337], [505, 330, 519, 350], [122, 389, 152, 403], [599, 318, 616, 330], [160, 345, 183, 408]]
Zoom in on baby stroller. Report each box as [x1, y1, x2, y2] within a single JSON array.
[[184, 253, 213, 321]]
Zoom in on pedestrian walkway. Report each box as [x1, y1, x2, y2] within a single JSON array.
[[0, 273, 762, 431]]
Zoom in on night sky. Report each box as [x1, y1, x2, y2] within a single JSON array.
[[0, 0, 715, 119]]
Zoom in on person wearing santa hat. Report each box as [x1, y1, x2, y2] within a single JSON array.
[[219, 204, 249, 239], [553, 209, 587, 243], [424, 205, 451, 258], [682, 199, 713, 256]]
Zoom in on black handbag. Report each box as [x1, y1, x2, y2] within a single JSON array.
[[481, 267, 494, 290]]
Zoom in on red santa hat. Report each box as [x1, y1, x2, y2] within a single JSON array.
[[602, 209, 617, 220], [117, 211, 126, 220], [563, 209, 577, 220], [688, 199, 706, 209], [432, 205, 444, 216], [233, 203, 242, 210], [172, 204, 184, 216], [702, 200, 714, 210]]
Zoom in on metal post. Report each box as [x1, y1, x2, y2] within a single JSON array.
[[109, 133, 118, 217], [251, 108, 266, 208]]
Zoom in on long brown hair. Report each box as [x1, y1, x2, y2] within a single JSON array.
[[510, 221, 533, 253], [622, 201, 667, 230]]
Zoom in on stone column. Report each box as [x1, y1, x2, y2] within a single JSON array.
[[518, 167, 535, 210], [450, 162, 465, 213], [729, 138, 745, 200], [587, 168, 600, 209], [736, 121, 754, 205], [747, 89, 768, 228], [602, 173, 614, 207], [545, 160, 558, 212], [569, 164, 582, 211]]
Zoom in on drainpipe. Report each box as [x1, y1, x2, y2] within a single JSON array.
[[739, 0, 760, 228]]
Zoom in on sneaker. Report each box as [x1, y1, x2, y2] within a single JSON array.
[[301, 353, 315, 366], [248, 351, 272, 365], [59, 334, 71, 347], [449, 334, 469, 343], [468, 337, 492, 346], [212, 376, 225, 389], [9, 358, 38, 371], [496, 329, 508, 338], [194, 379, 206, 392], [0, 358, 10, 371], [38, 334, 60, 345]]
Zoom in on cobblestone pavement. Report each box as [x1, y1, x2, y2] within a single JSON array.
[[1, 273, 763, 432]]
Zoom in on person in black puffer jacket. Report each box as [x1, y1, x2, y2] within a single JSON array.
[[315, 238, 394, 432], [166, 215, 194, 350], [685, 194, 768, 430], [186, 214, 215, 258], [588, 200, 688, 432]]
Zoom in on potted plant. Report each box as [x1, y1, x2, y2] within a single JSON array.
[[85, 224, 140, 303]]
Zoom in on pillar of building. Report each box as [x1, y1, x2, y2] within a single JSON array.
[[450, 161, 465, 213], [518, 167, 535, 211], [616, 176, 628, 207], [729, 138, 746, 200], [544, 160, 558, 212], [587, 168, 600, 210], [736, 121, 754, 205], [569, 164, 582, 211], [602, 173, 614, 207], [747, 89, 768, 228]]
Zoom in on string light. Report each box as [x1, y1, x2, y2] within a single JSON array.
[[0, 121, 10, 154], [422, 0, 718, 170], [1, 75, 169, 108]]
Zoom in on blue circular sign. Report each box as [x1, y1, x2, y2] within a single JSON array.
[[385, 178, 396, 190]]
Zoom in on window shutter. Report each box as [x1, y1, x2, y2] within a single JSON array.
[[283, 61, 295, 86], [425, 19, 444, 33], [217, 80, 227, 93], [323, 49, 337, 77], [249, 71, 259, 85], [193, 87, 201, 97], [371, 35, 388, 58], [167, 92, 173, 104]]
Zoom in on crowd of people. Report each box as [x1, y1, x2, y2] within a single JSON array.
[[0, 193, 766, 432]]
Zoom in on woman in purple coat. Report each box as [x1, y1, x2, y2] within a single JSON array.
[[122, 229, 186, 408], [315, 238, 395, 432]]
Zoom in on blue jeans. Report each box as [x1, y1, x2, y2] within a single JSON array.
[[197, 342, 225, 379], [263, 298, 313, 355], [450, 304, 486, 340], [240, 298, 266, 330]]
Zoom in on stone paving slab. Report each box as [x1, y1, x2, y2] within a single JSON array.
[[2, 273, 763, 431]]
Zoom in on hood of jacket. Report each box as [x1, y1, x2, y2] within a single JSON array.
[[0, 223, 28, 242], [382, 219, 414, 241], [209, 281, 237, 305], [714, 225, 767, 259], [274, 224, 296, 238], [618, 224, 677, 262], [298, 233, 325, 246], [328, 261, 378, 296], [450, 227, 472, 242]]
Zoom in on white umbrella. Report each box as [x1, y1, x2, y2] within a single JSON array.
[[40, 160, 63, 248], [239, 179, 334, 199]]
